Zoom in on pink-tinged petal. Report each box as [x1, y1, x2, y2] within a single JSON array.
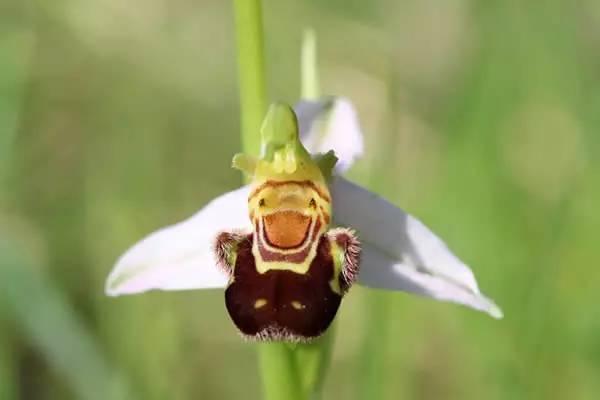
[[294, 98, 364, 172], [331, 177, 502, 318], [105, 186, 251, 296]]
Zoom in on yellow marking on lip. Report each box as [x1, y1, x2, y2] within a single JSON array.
[[328, 240, 345, 295], [291, 301, 305, 310], [254, 299, 268, 309], [249, 180, 331, 203]]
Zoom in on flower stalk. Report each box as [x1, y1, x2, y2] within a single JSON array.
[[292, 29, 335, 400], [301, 28, 318, 101], [258, 343, 304, 400], [233, 1, 305, 399], [234, 0, 267, 156]]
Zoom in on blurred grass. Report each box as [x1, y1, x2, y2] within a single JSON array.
[[1, 0, 600, 399], [0, 236, 135, 400]]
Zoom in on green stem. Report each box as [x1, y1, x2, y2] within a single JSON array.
[[293, 28, 335, 400], [295, 325, 335, 399], [359, 293, 390, 400], [233, 0, 267, 156], [258, 343, 304, 400], [233, 2, 303, 400], [301, 28, 319, 100]]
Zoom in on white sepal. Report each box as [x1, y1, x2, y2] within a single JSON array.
[[294, 97, 364, 172], [331, 176, 502, 318], [105, 186, 251, 296]]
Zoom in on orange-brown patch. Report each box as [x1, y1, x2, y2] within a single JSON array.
[[263, 211, 311, 249]]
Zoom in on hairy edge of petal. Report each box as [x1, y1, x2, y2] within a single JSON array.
[[214, 230, 248, 277], [328, 227, 361, 292], [105, 186, 251, 296]]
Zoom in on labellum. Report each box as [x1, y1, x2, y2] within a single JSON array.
[[214, 103, 360, 342]]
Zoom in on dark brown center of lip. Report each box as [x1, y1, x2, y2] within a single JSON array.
[[263, 211, 311, 249]]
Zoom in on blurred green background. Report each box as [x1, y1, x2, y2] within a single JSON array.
[[1, 0, 600, 399]]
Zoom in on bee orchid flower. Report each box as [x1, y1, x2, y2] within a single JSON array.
[[106, 100, 502, 342]]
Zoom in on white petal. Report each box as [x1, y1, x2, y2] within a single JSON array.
[[105, 186, 251, 296], [331, 177, 502, 318], [294, 97, 364, 172], [360, 244, 502, 318]]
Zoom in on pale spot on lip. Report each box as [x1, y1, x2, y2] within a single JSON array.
[[291, 301, 305, 310], [254, 299, 268, 309]]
